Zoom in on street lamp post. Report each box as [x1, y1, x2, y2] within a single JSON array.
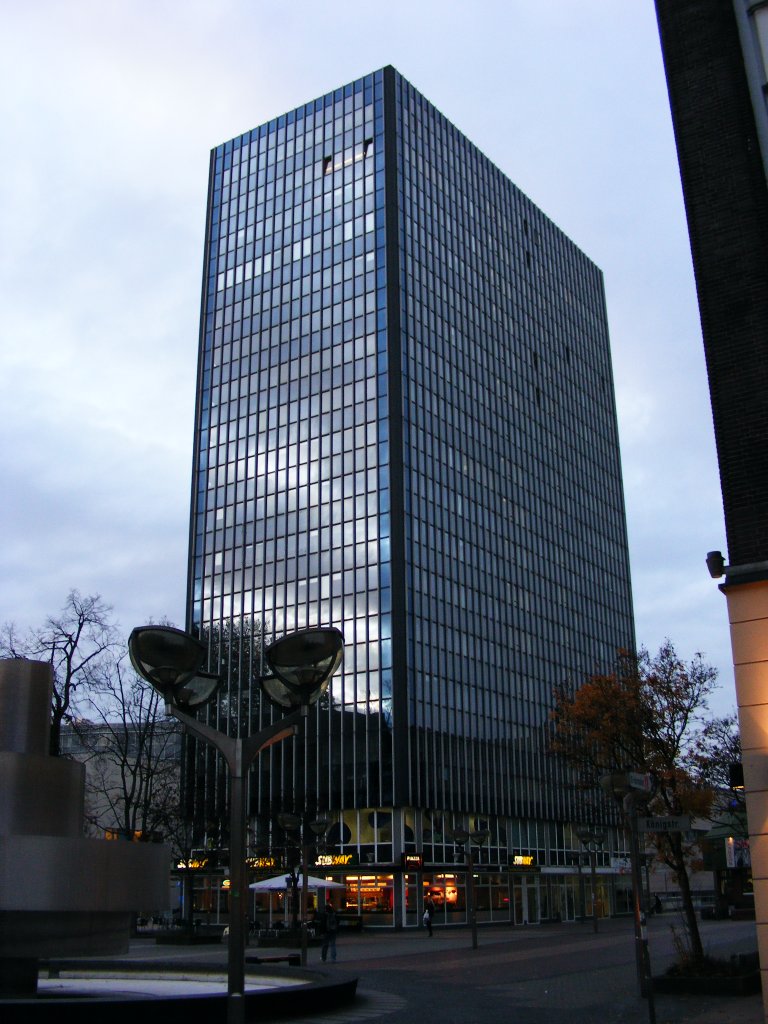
[[575, 827, 605, 933], [574, 851, 585, 924], [280, 828, 301, 934], [129, 624, 343, 1024], [278, 812, 330, 966], [452, 826, 490, 949]]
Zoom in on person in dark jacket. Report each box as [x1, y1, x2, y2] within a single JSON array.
[[320, 901, 339, 962], [424, 895, 435, 936]]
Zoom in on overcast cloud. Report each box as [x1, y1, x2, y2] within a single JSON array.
[[0, 1, 735, 714]]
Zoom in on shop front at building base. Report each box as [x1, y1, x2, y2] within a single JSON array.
[[332, 862, 635, 929], [174, 860, 637, 931]]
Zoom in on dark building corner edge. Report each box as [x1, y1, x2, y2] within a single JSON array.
[[381, 65, 410, 810], [185, 147, 219, 640]]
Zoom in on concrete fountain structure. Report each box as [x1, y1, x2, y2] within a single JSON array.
[[0, 658, 170, 996]]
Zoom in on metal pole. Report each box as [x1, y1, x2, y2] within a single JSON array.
[[300, 836, 309, 967], [626, 794, 645, 996], [166, 708, 302, 1024], [625, 794, 656, 1024], [577, 854, 585, 923], [468, 847, 478, 950], [289, 868, 299, 932], [590, 849, 598, 933], [227, 758, 247, 1024]]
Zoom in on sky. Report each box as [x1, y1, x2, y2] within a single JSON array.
[[0, 1, 737, 716]]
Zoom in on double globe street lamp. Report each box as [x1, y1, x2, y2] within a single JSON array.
[[574, 826, 605, 933], [277, 812, 331, 966], [128, 623, 343, 1024], [452, 826, 490, 949]]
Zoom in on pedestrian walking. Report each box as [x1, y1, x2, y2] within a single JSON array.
[[423, 895, 435, 936], [320, 901, 339, 962]]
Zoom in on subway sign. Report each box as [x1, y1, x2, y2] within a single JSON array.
[[510, 853, 540, 871], [314, 853, 356, 867]]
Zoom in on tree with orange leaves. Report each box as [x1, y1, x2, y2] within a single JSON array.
[[551, 640, 718, 961]]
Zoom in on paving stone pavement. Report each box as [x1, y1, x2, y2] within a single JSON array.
[[79, 915, 766, 1023]]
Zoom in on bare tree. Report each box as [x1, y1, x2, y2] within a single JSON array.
[[0, 590, 119, 755], [73, 655, 182, 843], [690, 713, 742, 803]]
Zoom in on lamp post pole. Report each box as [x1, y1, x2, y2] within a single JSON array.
[[467, 843, 477, 950], [575, 827, 605, 933], [279, 813, 330, 966], [588, 847, 598, 932], [453, 826, 489, 949], [169, 706, 303, 1024], [576, 853, 585, 924], [306, 817, 330, 962]]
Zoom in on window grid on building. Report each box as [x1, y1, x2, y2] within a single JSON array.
[[185, 67, 634, 886]]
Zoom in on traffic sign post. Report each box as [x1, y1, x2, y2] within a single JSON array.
[[601, 771, 653, 795], [600, 773, 657, 1024], [628, 772, 653, 793]]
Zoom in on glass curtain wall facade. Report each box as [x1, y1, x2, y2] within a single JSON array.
[[185, 66, 635, 926]]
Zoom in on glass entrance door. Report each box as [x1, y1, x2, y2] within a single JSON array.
[[547, 877, 579, 922], [512, 875, 540, 924]]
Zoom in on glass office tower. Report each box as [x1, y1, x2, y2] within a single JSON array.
[[186, 67, 635, 927]]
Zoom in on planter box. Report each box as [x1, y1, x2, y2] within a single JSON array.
[[338, 915, 363, 931], [154, 924, 226, 945], [255, 930, 322, 948], [653, 972, 761, 996], [155, 932, 224, 945]]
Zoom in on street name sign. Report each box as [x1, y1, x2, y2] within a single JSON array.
[[637, 815, 691, 832]]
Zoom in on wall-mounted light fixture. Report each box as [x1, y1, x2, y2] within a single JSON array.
[[706, 550, 768, 581]]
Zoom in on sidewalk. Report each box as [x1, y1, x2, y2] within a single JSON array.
[[80, 916, 766, 1023], [126, 914, 758, 967]]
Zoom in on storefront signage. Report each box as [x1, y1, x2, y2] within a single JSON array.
[[401, 853, 424, 870], [176, 856, 209, 870], [510, 853, 540, 871], [246, 855, 276, 869], [315, 853, 355, 867]]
